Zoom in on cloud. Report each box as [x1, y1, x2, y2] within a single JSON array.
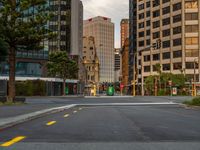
[[82, 0, 129, 48]]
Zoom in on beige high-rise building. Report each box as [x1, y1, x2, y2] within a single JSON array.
[[83, 16, 115, 83], [82, 36, 99, 85], [120, 19, 129, 48], [134, 0, 200, 95], [114, 48, 121, 82]]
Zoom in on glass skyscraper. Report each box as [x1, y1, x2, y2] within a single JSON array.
[[0, 0, 83, 77]]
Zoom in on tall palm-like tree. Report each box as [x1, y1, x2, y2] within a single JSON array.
[[0, 0, 54, 102]]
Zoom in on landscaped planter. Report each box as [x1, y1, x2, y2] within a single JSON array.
[[0, 97, 26, 103], [14, 97, 26, 103], [0, 97, 7, 103]]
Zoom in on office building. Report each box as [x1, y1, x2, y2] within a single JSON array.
[[129, 0, 137, 84], [121, 19, 129, 48], [129, 0, 200, 95], [0, 0, 83, 77], [83, 16, 115, 82], [121, 38, 129, 87], [49, 0, 83, 56], [82, 36, 99, 85], [114, 48, 121, 82]]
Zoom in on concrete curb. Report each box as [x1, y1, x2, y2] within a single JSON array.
[[84, 96, 134, 98], [0, 104, 76, 130], [78, 102, 177, 107]]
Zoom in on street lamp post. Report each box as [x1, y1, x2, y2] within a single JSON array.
[[193, 58, 198, 97]]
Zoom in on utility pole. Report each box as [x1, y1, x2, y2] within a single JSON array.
[[154, 77, 158, 96], [193, 59, 198, 97], [132, 53, 137, 96]]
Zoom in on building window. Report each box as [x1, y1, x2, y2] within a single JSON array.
[[173, 63, 182, 70], [153, 0, 160, 7], [144, 66, 151, 72], [139, 3, 144, 10], [173, 2, 182, 11], [185, 1, 198, 9], [162, 40, 170, 48], [146, 39, 151, 45], [173, 38, 182, 46], [153, 21, 160, 28], [146, 20, 151, 26], [163, 64, 170, 71], [162, 17, 170, 26], [146, 11, 151, 17], [146, 30, 151, 36], [162, 0, 170, 4], [162, 6, 170, 15], [153, 31, 160, 39], [139, 41, 144, 47], [186, 62, 199, 69], [144, 55, 151, 62], [173, 26, 181, 34], [139, 31, 145, 37], [153, 10, 160, 18], [173, 50, 182, 58], [185, 25, 198, 33], [146, 1, 151, 8], [162, 29, 170, 37], [153, 54, 160, 61], [139, 13, 145, 19], [173, 14, 181, 23], [185, 37, 199, 45], [185, 49, 199, 57], [185, 13, 198, 20], [139, 22, 144, 29], [162, 52, 170, 59]]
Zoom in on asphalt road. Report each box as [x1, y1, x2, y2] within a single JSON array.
[[0, 104, 200, 150], [1, 96, 190, 119]]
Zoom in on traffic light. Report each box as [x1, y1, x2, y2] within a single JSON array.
[[156, 39, 161, 49]]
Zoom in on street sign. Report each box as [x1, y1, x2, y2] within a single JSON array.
[[120, 84, 124, 89], [172, 87, 177, 96]]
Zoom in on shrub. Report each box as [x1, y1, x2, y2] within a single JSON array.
[[183, 97, 200, 106], [158, 89, 165, 96], [16, 80, 46, 96]]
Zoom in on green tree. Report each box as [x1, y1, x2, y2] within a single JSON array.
[[47, 52, 79, 96], [144, 75, 157, 95], [154, 63, 162, 90], [0, 38, 8, 62], [0, 0, 54, 102], [171, 74, 186, 88], [160, 73, 172, 92]]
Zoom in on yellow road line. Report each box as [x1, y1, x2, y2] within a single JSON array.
[[64, 114, 69, 118], [73, 110, 77, 113], [0, 136, 26, 147], [46, 121, 56, 126]]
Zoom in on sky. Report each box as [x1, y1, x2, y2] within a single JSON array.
[[82, 0, 129, 48]]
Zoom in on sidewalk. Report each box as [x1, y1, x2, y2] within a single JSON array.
[[0, 104, 64, 119], [0, 104, 76, 130]]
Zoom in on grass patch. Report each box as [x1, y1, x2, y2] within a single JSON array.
[[0, 101, 26, 106], [183, 97, 200, 106]]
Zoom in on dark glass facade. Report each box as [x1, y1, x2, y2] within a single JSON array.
[[49, 0, 72, 53], [0, 0, 73, 77], [129, 0, 137, 83], [0, 0, 50, 77]]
